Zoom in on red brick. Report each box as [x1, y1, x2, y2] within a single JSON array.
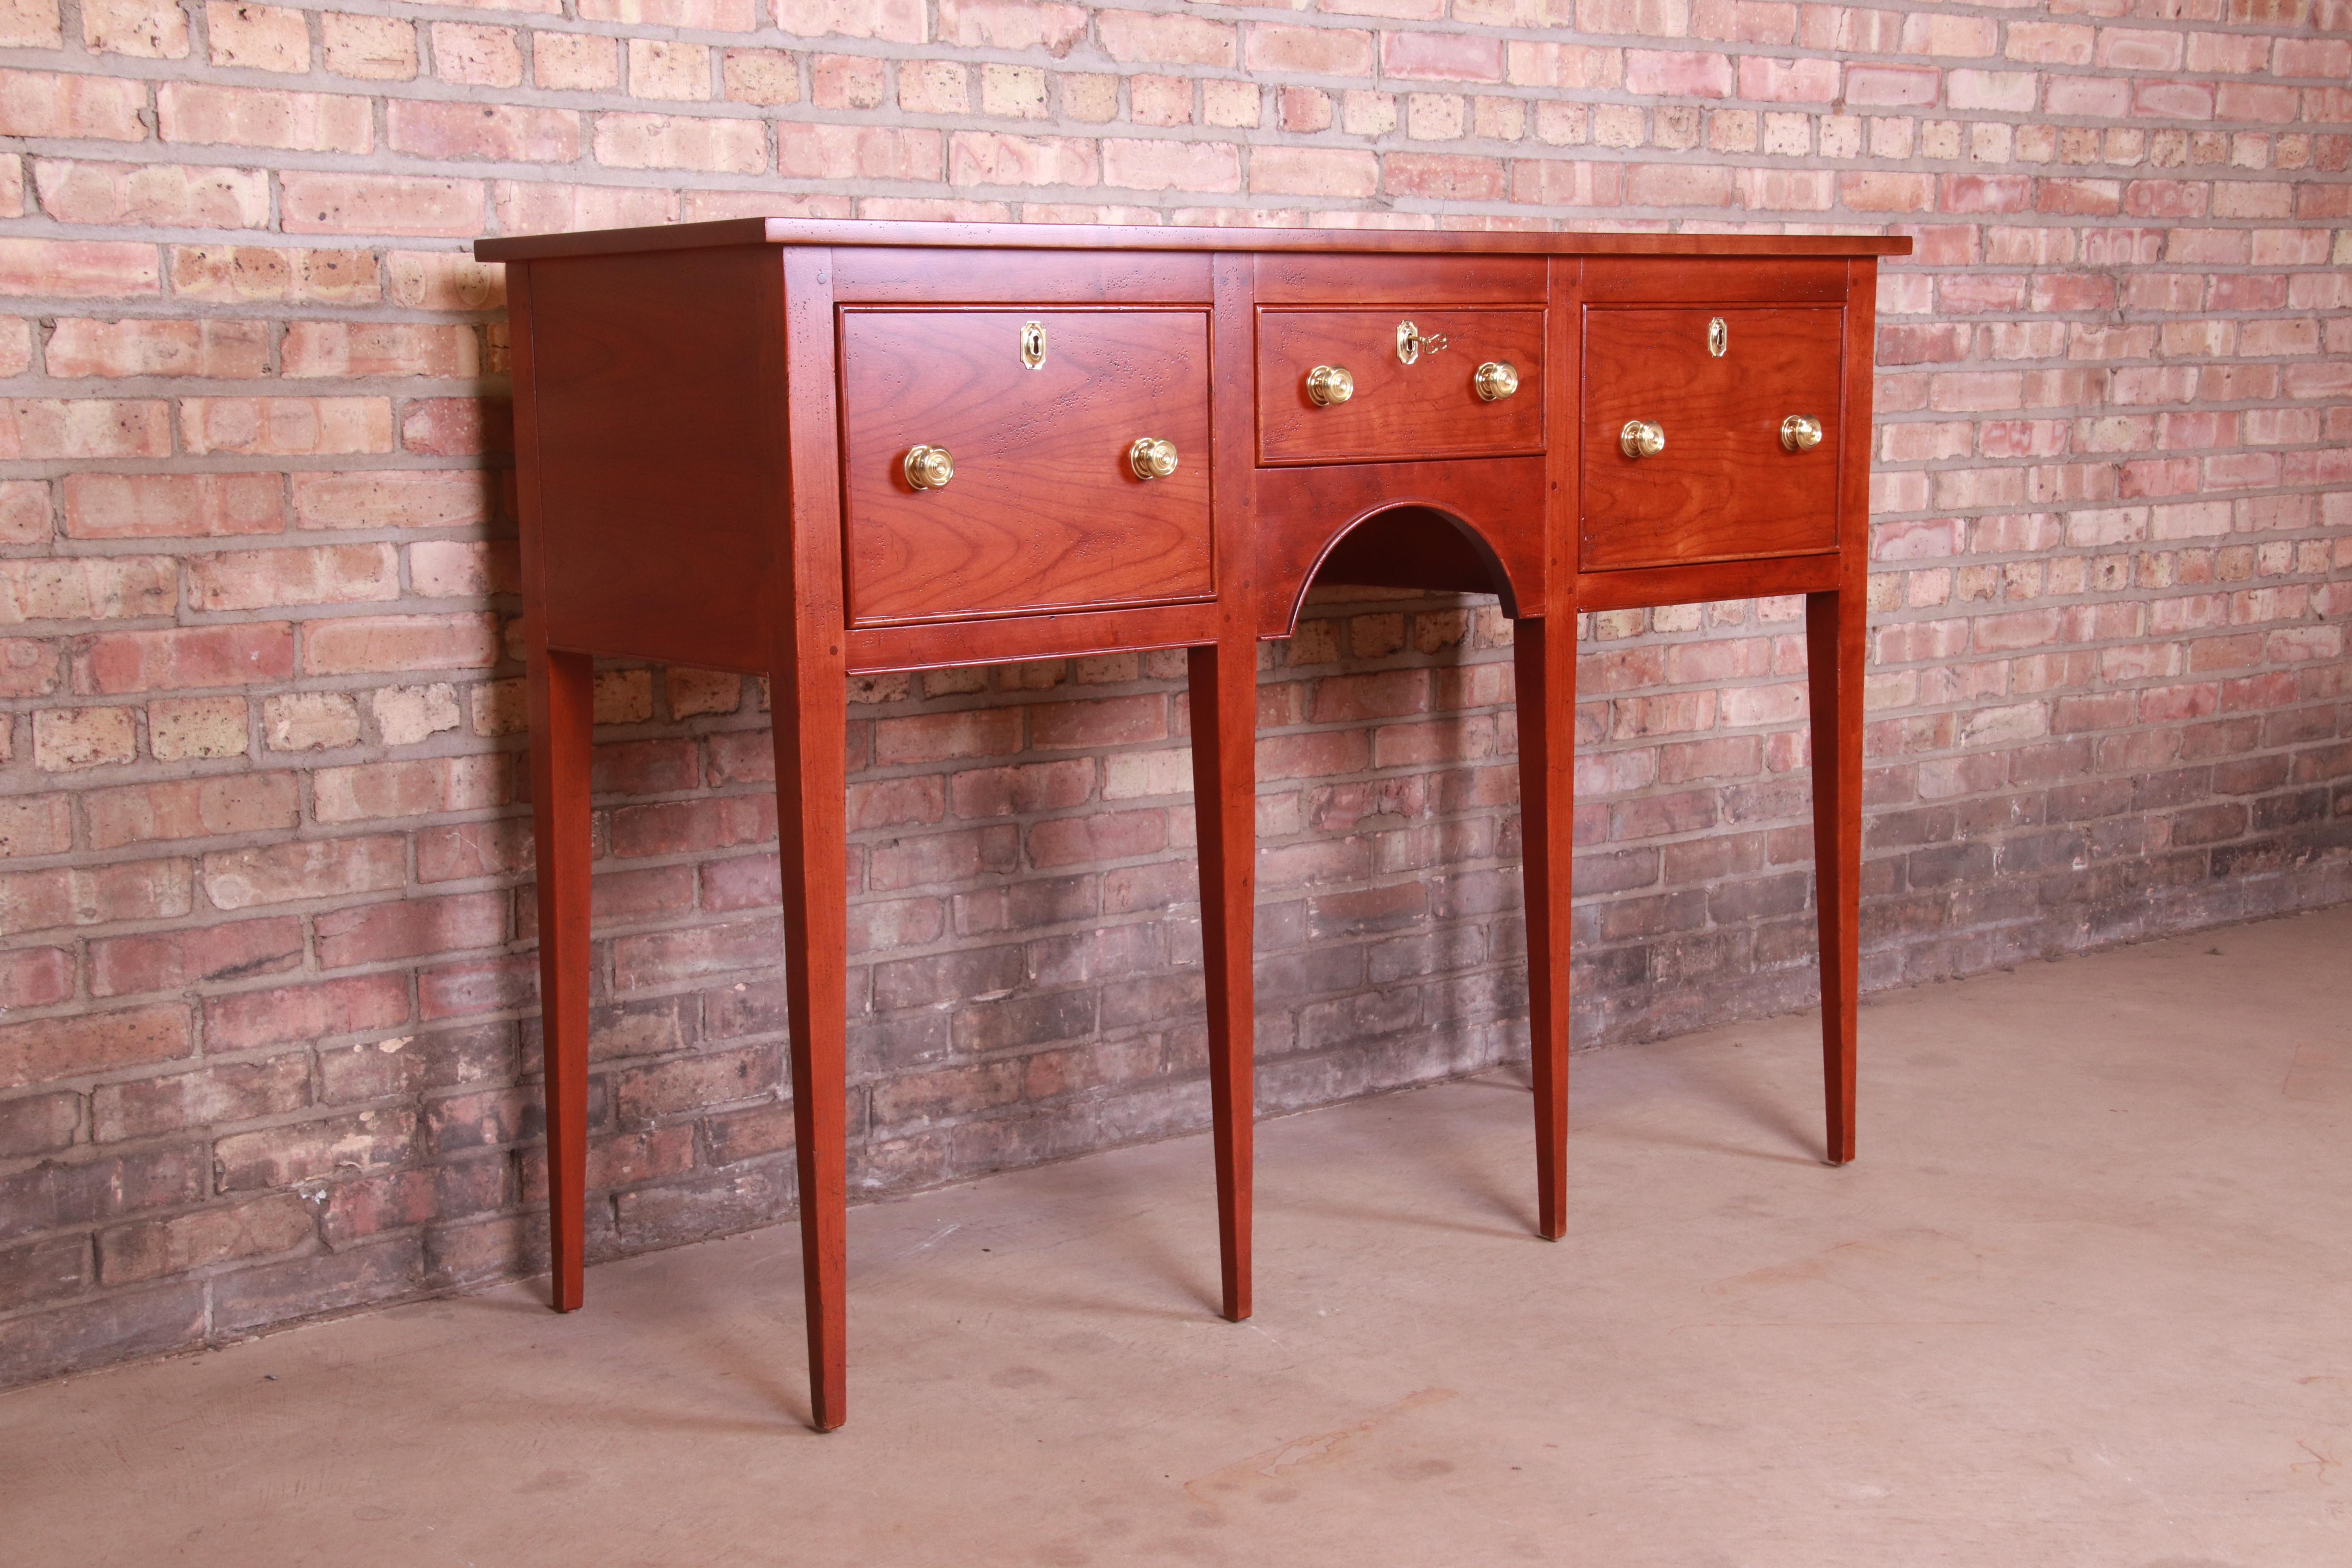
[[1245, 24, 1373, 76], [202, 835, 406, 909], [281, 172, 485, 236], [314, 755, 508, 823], [0, 399, 169, 459], [1844, 64, 1938, 105], [608, 794, 774, 858], [207, 0, 308, 70], [0, 68, 147, 140], [47, 317, 268, 378], [0, 1085, 80, 1156], [0, 1002, 191, 1091], [416, 818, 529, 883], [64, 473, 283, 539], [585, 0, 756, 25], [317, 892, 507, 970], [291, 470, 494, 531], [1027, 806, 1168, 868], [214, 1107, 416, 1190], [82, 773, 300, 850], [1097, 10, 1234, 66], [89, 915, 303, 998], [388, 100, 582, 163], [1625, 48, 1734, 96], [32, 158, 263, 229], [1251, 145, 1379, 198], [283, 323, 480, 379], [300, 612, 500, 675], [400, 396, 510, 456], [0, 859, 191, 938], [169, 244, 381, 305], [205, 973, 409, 1052], [158, 83, 372, 152], [0, 0, 60, 48], [594, 113, 766, 173], [1387, 153, 1506, 201], [73, 623, 294, 695], [98, 1193, 314, 1283], [1381, 30, 1503, 81]]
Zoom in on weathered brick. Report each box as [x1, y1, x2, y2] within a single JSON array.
[[281, 172, 484, 237], [0, 1003, 192, 1091], [203, 835, 406, 909], [0, 68, 147, 141], [0, 1282, 205, 1386], [322, 13, 415, 80], [215, 1106, 416, 1190], [159, 83, 373, 153], [99, 1192, 314, 1284], [83, 773, 300, 850]]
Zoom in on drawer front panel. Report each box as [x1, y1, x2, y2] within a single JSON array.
[[841, 309, 1213, 626], [1580, 305, 1844, 572], [1256, 307, 1545, 465]]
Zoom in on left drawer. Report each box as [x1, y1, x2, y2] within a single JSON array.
[[840, 308, 1214, 627]]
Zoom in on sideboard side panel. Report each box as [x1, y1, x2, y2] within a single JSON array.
[[526, 245, 780, 673]]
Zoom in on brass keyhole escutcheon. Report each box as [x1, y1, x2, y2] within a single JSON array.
[[1306, 364, 1354, 406], [1708, 317, 1727, 357], [1396, 320, 1448, 365], [1129, 436, 1179, 481], [1474, 361, 1519, 402], [904, 444, 955, 490], [1619, 419, 1665, 459], [1780, 414, 1824, 452], [1020, 321, 1046, 369]]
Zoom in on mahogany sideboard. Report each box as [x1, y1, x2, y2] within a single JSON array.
[[474, 218, 1912, 1430]]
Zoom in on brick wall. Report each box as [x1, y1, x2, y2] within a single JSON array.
[[0, 0, 2346, 1386]]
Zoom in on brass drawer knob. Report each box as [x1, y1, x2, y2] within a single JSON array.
[[1474, 361, 1519, 402], [1619, 419, 1665, 459], [903, 444, 955, 490], [1780, 414, 1824, 452], [1129, 436, 1179, 481], [1305, 364, 1354, 407]]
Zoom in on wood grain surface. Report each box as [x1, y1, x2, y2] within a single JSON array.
[[528, 247, 780, 672], [834, 247, 1212, 304], [1256, 307, 1547, 465], [1252, 252, 1547, 305], [840, 308, 1215, 625], [1579, 304, 1844, 571], [1254, 456, 1546, 636]]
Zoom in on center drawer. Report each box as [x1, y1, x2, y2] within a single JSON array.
[[1256, 307, 1545, 465], [839, 308, 1213, 626]]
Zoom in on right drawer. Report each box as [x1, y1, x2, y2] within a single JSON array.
[[1579, 304, 1845, 572]]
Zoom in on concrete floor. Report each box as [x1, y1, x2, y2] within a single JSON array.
[[5, 907, 2349, 1566]]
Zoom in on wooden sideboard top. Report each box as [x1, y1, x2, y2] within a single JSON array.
[[475, 217, 1916, 263]]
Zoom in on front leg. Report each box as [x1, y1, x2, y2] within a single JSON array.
[[1806, 589, 1862, 1165], [773, 660, 849, 1428], [527, 643, 593, 1310], [1188, 634, 1256, 1320], [1513, 616, 1574, 1240]]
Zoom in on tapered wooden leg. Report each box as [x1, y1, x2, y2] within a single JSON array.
[[1188, 637, 1256, 1321], [1513, 617, 1574, 1241], [773, 668, 849, 1428], [1806, 590, 1864, 1165], [528, 644, 593, 1312]]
